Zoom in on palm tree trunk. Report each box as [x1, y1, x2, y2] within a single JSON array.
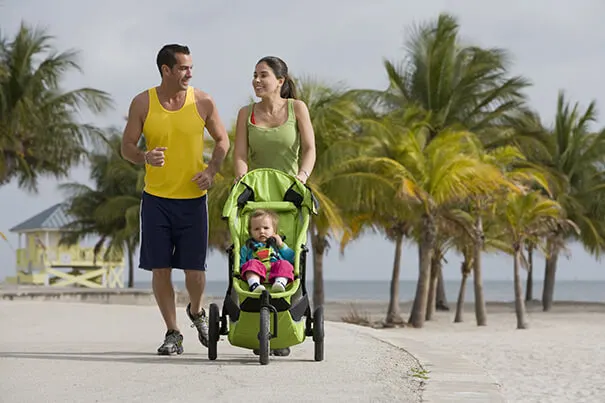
[[473, 216, 487, 326], [127, 241, 135, 288], [454, 259, 470, 323], [525, 242, 534, 302], [125, 239, 135, 288], [514, 245, 528, 329], [426, 248, 441, 321], [311, 230, 326, 309], [385, 231, 404, 325], [542, 235, 561, 311], [409, 213, 435, 328], [436, 270, 449, 311]]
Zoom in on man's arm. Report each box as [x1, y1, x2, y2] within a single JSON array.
[[197, 90, 230, 176], [121, 93, 147, 164]]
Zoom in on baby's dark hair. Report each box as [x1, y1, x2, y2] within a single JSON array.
[[249, 209, 279, 232]]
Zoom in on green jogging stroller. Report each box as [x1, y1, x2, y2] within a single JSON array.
[[206, 168, 324, 365]]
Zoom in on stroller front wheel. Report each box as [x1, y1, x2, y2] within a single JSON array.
[[258, 307, 271, 365]]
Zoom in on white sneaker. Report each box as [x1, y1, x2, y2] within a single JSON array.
[[250, 283, 266, 293], [271, 282, 285, 293]]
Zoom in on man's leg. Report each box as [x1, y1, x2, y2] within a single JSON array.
[[152, 268, 178, 331], [139, 192, 182, 355], [184, 269, 205, 318], [152, 268, 183, 355], [173, 194, 210, 347]]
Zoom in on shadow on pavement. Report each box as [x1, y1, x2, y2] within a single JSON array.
[[0, 351, 313, 365]]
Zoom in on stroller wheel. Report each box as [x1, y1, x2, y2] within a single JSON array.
[[313, 305, 324, 362], [208, 303, 220, 361], [258, 307, 271, 365]]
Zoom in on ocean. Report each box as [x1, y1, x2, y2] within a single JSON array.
[[133, 279, 605, 303]]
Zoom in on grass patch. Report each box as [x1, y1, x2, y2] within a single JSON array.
[[341, 303, 373, 327]]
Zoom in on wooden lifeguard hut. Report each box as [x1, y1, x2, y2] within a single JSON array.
[[5, 203, 125, 288]]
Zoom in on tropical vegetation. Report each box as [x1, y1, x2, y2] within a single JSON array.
[[3, 13, 605, 330]]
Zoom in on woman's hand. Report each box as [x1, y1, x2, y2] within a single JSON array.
[[233, 173, 245, 184], [296, 170, 309, 184]]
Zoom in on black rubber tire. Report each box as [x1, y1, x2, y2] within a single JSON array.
[[313, 305, 324, 362], [208, 303, 220, 361], [259, 307, 271, 365]]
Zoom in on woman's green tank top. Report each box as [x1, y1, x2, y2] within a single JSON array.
[[247, 98, 300, 176]]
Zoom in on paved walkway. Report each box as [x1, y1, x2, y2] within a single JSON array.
[[0, 300, 506, 402]]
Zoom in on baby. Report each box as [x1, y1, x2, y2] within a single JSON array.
[[240, 209, 295, 293]]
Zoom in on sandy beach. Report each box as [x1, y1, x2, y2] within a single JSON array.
[[411, 310, 605, 403], [340, 299, 605, 403]]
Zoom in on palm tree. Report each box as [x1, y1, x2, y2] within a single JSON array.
[[354, 13, 529, 140], [496, 191, 572, 329], [450, 222, 474, 323], [0, 22, 113, 191], [338, 109, 424, 326], [463, 143, 549, 325], [350, 117, 512, 328], [425, 228, 450, 321], [447, 200, 514, 323], [340, 206, 412, 326], [59, 129, 143, 288], [530, 92, 605, 311], [348, 13, 531, 322], [578, 169, 605, 260]]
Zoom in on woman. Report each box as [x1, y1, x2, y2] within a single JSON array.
[[233, 56, 316, 357], [233, 56, 316, 184]]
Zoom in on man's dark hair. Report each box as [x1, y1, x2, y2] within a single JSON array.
[[156, 44, 190, 77]]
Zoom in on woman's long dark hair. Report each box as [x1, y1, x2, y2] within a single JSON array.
[[257, 56, 297, 99]]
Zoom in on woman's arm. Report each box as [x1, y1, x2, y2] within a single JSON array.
[[233, 106, 250, 181], [293, 100, 316, 183]]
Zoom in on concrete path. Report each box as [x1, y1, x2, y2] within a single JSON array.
[[0, 300, 506, 402], [0, 301, 421, 403]]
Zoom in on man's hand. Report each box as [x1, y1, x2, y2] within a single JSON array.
[[145, 147, 167, 167], [192, 168, 215, 190]]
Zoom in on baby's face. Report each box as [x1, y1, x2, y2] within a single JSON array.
[[250, 215, 275, 243]]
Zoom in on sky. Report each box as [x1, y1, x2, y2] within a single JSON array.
[[1, 0, 605, 285]]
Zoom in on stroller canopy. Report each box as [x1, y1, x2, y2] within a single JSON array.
[[222, 168, 318, 219]]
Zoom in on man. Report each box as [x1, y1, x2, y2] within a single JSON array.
[[121, 44, 230, 355]]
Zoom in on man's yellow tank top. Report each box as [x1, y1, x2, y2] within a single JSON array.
[[142, 86, 207, 199]]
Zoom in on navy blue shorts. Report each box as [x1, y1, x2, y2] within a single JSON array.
[[139, 191, 208, 271]]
